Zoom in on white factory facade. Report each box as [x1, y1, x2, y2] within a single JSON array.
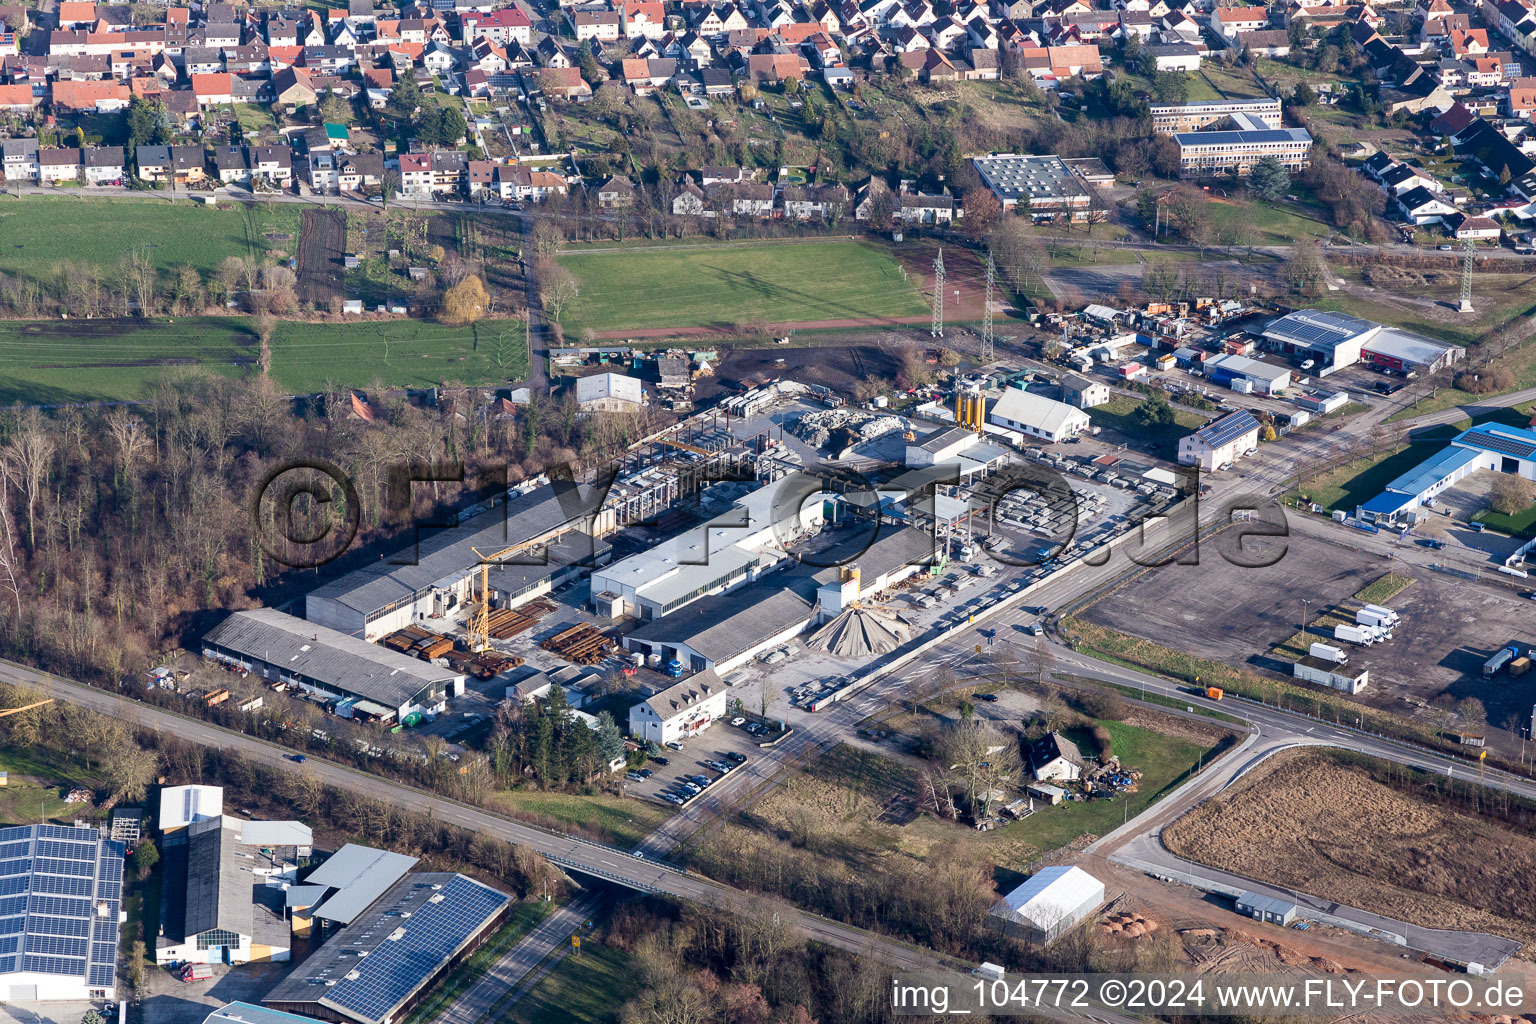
[[1260, 310, 1462, 374], [590, 476, 830, 621]]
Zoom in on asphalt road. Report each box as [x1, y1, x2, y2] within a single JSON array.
[[1, 656, 1165, 1024], [439, 889, 611, 1024]]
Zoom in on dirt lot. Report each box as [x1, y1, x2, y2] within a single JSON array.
[[891, 237, 990, 321], [1080, 528, 1536, 730], [1164, 748, 1536, 951], [296, 208, 346, 308], [693, 343, 906, 403]]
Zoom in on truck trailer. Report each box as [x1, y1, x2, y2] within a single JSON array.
[[1485, 646, 1519, 677], [1310, 642, 1347, 664], [1334, 624, 1378, 647]]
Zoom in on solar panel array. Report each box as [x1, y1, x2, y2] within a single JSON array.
[[1197, 410, 1261, 449], [0, 825, 125, 991], [320, 876, 508, 1024], [1467, 428, 1536, 460], [1263, 310, 1373, 349]]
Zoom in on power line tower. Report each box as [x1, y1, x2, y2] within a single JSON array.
[[931, 248, 946, 338], [1459, 240, 1475, 313], [980, 254, 996, 364]]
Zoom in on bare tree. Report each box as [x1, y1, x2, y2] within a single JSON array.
[[539, 260, 580, 321], [3, 424, 55, 551]]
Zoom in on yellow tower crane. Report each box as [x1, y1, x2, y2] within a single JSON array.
[[466, 539, 545, 652]]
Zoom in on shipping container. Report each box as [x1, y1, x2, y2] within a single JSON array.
[[1206, 687, 1224, 700], [1484, 647, 1518, 677], [1512, 656, 1531, 677]]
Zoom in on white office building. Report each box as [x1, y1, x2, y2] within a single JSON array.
[[1177, 409, 1262, 472]]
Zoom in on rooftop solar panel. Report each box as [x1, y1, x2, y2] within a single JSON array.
[[1465, 428, 1536, 460], [0, 825, 124, 997], [319, 876, 509, 1024], [1196, 410, 1261, 449]]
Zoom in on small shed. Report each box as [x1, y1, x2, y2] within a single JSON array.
[[1235, 891, 1299, 926], [1026, 782, 1065, 805]]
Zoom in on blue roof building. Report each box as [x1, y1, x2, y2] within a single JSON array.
[[1356, 423, 1536, 525]]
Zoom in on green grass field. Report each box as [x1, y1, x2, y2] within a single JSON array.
[[1286, 441, 1437, 513], [1204, 197, 1332, 246], [491, 791, 668, 848], [1088, 397, 1208, 459], [0, 317, 530, 403], [558, 240, 929, 334], [506, 939, 638, 1024], [0, 196, 303, 275]]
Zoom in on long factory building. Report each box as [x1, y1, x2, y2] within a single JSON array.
[[590, 475, 831, 622], [305, 479, 613, 641]]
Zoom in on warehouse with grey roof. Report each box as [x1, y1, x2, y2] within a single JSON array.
[[156, 815, 293, 965], [202, 607, 464, 723], [305, 480, 606, 640]]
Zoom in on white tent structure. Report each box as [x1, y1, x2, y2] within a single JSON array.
[[988, 866, 1105, 944]]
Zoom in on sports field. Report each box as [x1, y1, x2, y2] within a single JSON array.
[[557, 240, 929, 334], [0, 317, 529, 403], [0, 196, 303, 274]]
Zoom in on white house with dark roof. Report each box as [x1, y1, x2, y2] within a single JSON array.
[[628, 670, 730, 743]]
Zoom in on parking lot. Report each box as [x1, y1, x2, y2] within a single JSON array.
[[622, 715, 775, 806]]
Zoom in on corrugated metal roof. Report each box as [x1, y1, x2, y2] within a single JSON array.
[[306, 482, 594, 618], [204, 1002, 328, 1024], [1384, 444, 1480, 497], [1237, 891, 1297, 917], [183, 817, 253, 939], [234, 821, 314, 848], [203, 608, 458, 711], [306, 844, 419, 925]]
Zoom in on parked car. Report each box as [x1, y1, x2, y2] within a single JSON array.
[[1416, 538, 1446, 549], [975, 692, 999, 702], [730, 716, 746, 726], [724, 751, 747, 764], [665, 740, 684, 750], [650, 756, 669, 766], [637, 768, 653, 778], [1468, 522, 1486, 532], [625, 771, 644, 782]]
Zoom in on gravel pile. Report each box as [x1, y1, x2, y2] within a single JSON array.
[[790, 410, 905, 448]]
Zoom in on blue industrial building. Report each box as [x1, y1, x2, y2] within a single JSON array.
[[1357, 423, 1536, 526]]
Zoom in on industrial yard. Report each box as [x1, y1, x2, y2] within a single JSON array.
[[1163, 749, 1536, 952], [1078, 526, 1536, 734]]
